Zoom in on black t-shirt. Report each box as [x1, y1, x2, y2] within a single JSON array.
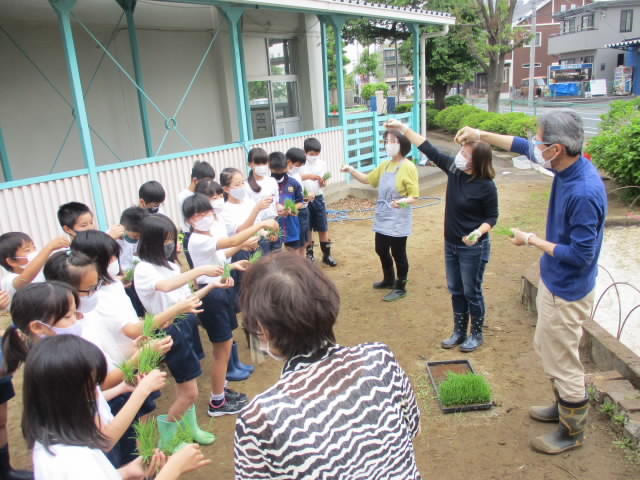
[[418, 140, 498, 245]]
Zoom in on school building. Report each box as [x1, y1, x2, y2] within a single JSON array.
[[0, 0, 455, 246]]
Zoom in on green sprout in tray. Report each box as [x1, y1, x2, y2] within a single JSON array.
[[438, 372, 492, 407]]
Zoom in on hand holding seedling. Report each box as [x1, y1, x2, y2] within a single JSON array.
[[241, 236, 259, 251], [284, 199, 298, 216], [166, 444, 212, 475], [136, 369, 167, 395], [232, 260, 249, 272], [510, 228, 536, 247], [175, 295, 203, 317], [148, 336, 174, 356], [202, 265, 225, 278], [454, 126, 480, 145], [261, 219, 279, 232], [384, 119, 408, 134], [462, 229, 482, 246]]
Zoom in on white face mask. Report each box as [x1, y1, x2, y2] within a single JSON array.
[[77, 293, 98, 314], [306, 155, 319, 163], [194, 215, 214, 232], [259, 339, 286, 362], [534, 144, 556, 169], [51, 321, 84, 337], [385, 143, 400, 157], [455, 151, 471, 171], [254, 165, 270, 177], [107, 260, 120, 279], [289, 166, 300, 175], [230, 187, 246, 201], [210, 199, 225, 214], [16, 250, 40, 267]]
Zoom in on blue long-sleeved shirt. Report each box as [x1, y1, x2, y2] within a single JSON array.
[[511, 137, 607, 300]]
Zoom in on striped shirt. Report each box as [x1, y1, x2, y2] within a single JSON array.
[[234, 343, 422, 480]]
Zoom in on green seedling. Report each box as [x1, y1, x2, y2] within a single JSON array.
[[284, 198, 298, 215], [134, 417, 159, 465], [137, 344, 164, 376], [492, 225, 515, 237], [162, 420, 193, 455], [261, 228, 284, 240], [118, 360, 137, 386], [177, 232, 185, 245], [398, 202, 410, 209], [600, 401, 617, 415], [221, 263, 232, 281], [613, 413, 627, 426], [322, 172, 332, 181], [303, 187, 309, 198], [122, 260, 140, 284], [438, 372, 492, 407], [248, 249, 263, 264], [142, 313, 167, 340]]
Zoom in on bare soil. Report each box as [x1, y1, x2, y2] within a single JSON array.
[[4, 162, 639, 479]]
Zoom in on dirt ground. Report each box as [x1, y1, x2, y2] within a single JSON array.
[[5, 159, 640, 479]]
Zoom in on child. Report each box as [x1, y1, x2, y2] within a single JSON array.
[[183, 193, 278, 415], [268, 152, 303, 251], [286, 148, 311, 257], [244, 148, 280, 254], [134, 214, 225, 447], [302, 137, 337, 266], [117, 206, 148, 316], [57, 201, 124, 240], [0, 231, 69, 301], [22, 335, 210, 479], [177, 161, 215, 268], [138, 180, 166, 214]]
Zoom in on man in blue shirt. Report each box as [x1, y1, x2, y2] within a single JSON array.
[[456, 110, 607, 455]]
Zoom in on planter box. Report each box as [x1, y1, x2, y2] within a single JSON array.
[[426, 359, 494, 414]]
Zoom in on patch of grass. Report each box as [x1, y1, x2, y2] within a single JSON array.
[[411, 373, 437, 415], [613, 412, 628, 426], [587, 385, 599, 403], [600, 400, 617, 416], [438, 372, 492, 407], [134, 417, 159, 464]]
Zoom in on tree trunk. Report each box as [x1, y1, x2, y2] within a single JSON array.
[[487, 54, 506, 113], [433, 84, 447, 110]]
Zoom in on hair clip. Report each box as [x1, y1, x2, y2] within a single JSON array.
[[66, 249, 73, 257]]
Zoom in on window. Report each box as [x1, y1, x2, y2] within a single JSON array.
[[560, 5, 567, 12], [383, 50, 396, 62], [503, 66, 510, 82], [620, 9, 633, 33], [583, 55, 594, 65], [385, 66, 396, 78], [600, 63, 606, 71], [581, 14, 594, 29], [268, 39, 296, 75], [522, 63, 542, 68], [561, 58, 576, 66], [525, 32, 542, 47]]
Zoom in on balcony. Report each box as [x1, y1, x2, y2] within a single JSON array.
[[550, 24, 597, 38]]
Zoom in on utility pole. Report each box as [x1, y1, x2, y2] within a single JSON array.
[[527, 0, 538, 109], [394, 39, 400, 104]]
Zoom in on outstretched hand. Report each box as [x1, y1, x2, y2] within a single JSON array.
[[454, 126, 480, 145]]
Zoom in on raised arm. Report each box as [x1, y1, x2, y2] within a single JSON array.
[[455, 126, 515, 151]]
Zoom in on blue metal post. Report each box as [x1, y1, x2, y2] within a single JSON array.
[[237, 30, 252, 140], [319, 17, 330, 127], [0, 128, 12, 181], [328, 15, 347, 128], [221, 6, 249, 142], [117, 0, 154, 157], [49, 0, 108, 229], [410, 24, 421, 160]]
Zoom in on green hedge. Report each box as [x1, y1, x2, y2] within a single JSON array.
[[394, 103, 413, 113], [361, 82, 390, 101], [432, 105, 537, 138], [445, 94, 465, 107]]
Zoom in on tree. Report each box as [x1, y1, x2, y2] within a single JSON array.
[[354, 49, 383, 82], [327, 24, 351, 91]]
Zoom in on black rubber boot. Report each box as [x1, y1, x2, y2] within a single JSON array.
[[0, 444, 32, 480], [373, 267, 395, 289], [306, 242, 315, 262], [383, 279, 407, 302], [320, 241, 337, 267], [529, 383, 560, 423], [530, 396, 589, 454], [459, 316, 484, 352], [441, 312, 469, 349]]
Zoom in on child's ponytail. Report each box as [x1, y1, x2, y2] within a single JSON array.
[[2, 326, 29, 377]]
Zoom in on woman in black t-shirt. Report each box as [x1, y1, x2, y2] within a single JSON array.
[[384, 120, 498, 352]]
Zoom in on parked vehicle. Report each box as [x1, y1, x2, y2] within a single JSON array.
[[521, 77, 548, 97]]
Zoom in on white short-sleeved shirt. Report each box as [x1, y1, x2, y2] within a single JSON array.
[[34, 443, 119, 480], [96, 387, 114, 425], [134, 261, 191, 315], [80, 319, 117, 373], [0, 272, 18, 298], [116, 238, 139, 272], [188, 217, 229, 285], [177, 188, 194, 232], [302, 157, 328, 195], [245, 178, 279, 221], [222, 198, 257, 236]]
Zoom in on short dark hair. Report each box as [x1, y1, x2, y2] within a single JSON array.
[[44, 250, 95, 290], [191, 160, 215, 182], [137, 214, 178, 268], [22, 335, 108, 452], [0, 232, 32, 272], [383, 130, 412, 158], [219, 167, 242, 189], [468, 141, 495, 181], [240, 252, 339, 358], [3, 281, 79, 376], [286, 147, 306, 165], [182, 193, 213, 227], [71, 230, 121, 284], [57, 202, 92, 230], [268, 151, 287, 171], [303, 137, 322, 154], [248, 148, 268, 165], [138, 181, 166, 204], [119, 207, 148, 233], [195, 179, 224, 198]]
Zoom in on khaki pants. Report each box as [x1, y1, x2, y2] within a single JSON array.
[[534, 280, 595, 403]]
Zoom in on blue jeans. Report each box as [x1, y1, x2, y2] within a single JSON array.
[[445, 238, 490, 319]]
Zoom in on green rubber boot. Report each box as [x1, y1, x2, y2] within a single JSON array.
[[157, 415, 189, 454], [530, 397, 588, 454], [181, 404, 216, 446]]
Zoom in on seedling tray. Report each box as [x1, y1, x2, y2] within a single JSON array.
[[426, 359, 494, 414]]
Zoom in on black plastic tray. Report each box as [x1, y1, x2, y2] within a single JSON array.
[[426, 359, 494, 414]]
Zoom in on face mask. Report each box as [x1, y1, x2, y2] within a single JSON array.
[[107, 260, 120, 278], [16, 250, 40, 266], [51, 321, 84, 336], [230, 187, 246, 201], [124, 233, 138, 244], [289, 166, 300, 175], [77, 293, 98, 314], [272, 172, 286, 181], [534, 144, 557, 169], [147, 207, 160, 214], [306, 155, 319, 163], [455, 152, 471, 171], [254, 165, 270, 177], [385, 143, 400, 157], [259, 339, 286, 362], [163, 243, 175, 259], [194, 215, 214, 231], [210, 199, 225, 214]]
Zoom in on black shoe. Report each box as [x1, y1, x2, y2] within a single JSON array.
[[208, 396, 248, 417], [459, 316, 484, 352], [306, 243, 315, 262], [320, 242, 337, 267], [373, 268, 395, 289], [225, 388, 249, 404], [383, 279, 407, 302], [441, 312, 469, 349]]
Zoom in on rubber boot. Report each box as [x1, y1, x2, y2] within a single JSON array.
[[157, 415, 189, 454], [0, 444, 32, 480], [441, 312, 469, 349], [231, 341, 254, 373], [383, 279, 407, 302], [530, 397, 589, 454], [180, 405, 216, 446], [459, 316, 484, 352], [226, 352, 251, 382], [306, 242, 315, 262], [529, 383, 560, 423], [373, 267, 395, 289], [320, 242, 337, 267]]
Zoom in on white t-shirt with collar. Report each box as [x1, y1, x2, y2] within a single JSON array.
[[134, 261, 191, 315], [34, 443, 119, 480], [302, 156, 328, 196], [177, 188, 194, 232], [188, 217, 229, 285], [222, 198, 257, 236], [244, 178, 279, 221]]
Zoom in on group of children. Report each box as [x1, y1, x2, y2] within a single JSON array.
[[0, 137, 336, 478]]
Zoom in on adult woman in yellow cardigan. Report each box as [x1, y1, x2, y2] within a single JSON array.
[[341, 128, 419, 301]]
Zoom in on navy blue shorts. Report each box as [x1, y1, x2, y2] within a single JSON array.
[[0, 378, 15, 404], [197, 285, 238, 343], [308, 195, 329, 232], [163, 313, 204, 383], [124, 285, 146, 317], [258, 237, 281, 255], [295, 207, 310, 247], [231, 250, 251, 313]]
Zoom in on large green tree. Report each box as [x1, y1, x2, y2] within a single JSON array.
[[354, 49, 383, 82]]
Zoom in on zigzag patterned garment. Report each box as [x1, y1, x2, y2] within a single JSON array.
[[234, 343, 422, 479]]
